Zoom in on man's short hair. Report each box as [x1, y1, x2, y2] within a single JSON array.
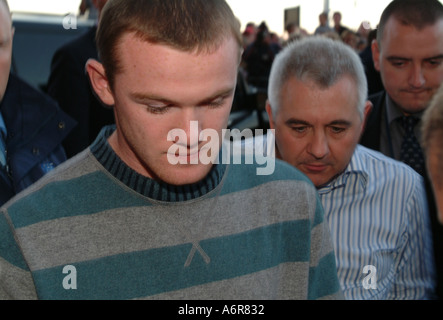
[[376, 0, 443, 45], [96, 0, 242, 89], [422, 84, 443, 188], [267, 36, 367, 118]]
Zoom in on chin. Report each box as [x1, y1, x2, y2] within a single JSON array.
[[160, 164, 214, 186]]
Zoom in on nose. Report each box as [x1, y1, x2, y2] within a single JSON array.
[[408, 64, 425, 88], [307, 131, 329, 159], [181, 108, 202, 148]]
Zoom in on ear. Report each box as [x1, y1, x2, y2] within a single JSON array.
[[265, 101, 275, 130], [361, 100, 373, 133], [86, 58, 115, 106], [371, 39, 381, 72]]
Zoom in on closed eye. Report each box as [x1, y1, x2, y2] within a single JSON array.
[[145, 103, 173, 114], [291, 126, 308, 133], [388, 58, 409, 68], [329, 126, 346, 134]]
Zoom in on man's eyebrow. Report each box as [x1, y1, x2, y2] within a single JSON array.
[[285, 119, 310, 126], [386, 54, 443, 61], [285, 119, 352, 126], [329, 120, 352, 127], [129, 87, 236, 106], [424, 54, 443, 61], [386, 56, 411, 62]]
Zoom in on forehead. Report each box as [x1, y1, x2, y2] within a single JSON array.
[[279, 76, 360, 120], [381, 18, 443, 55], [116, 32, 240, 68], [113, 33, 239, 103]]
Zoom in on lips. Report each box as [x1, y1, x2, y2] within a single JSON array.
[[304, 163, 329, 173]]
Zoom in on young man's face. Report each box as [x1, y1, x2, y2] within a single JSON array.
[[372, 17, 443, 115], [91, 33, 239, 185], [267, 76, 371, 188]]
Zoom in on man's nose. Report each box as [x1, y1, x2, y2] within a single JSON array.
[[408, 64, 426, 88], [308, 131, 329, 159]]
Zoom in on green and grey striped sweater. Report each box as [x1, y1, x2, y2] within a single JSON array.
[[0, 126, 342, 300]]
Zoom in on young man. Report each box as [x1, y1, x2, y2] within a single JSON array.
[[266, 36, 435, 299], [0, 0, 341, 300], [0, 0, 75, 206], [360, 0, 443, 299]]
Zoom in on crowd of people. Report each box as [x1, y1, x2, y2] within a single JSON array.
[[240, 11, 375, 91], [0, 0, 442, 301]]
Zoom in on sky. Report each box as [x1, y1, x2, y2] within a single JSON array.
[[6, 0, 442, 36]]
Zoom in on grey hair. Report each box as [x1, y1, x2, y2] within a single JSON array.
[[267, 36, 368, 118]]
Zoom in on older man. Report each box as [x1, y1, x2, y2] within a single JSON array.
[[266, 36, 435, 299], [0, 0, 75, 205]]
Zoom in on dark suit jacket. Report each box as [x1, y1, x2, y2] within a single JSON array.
[[47, 26, 115, 159], [361, 91, 443, 299], [0, 74, 76, 205]]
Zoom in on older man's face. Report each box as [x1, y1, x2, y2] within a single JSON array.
[[267, 76, 371, 187]]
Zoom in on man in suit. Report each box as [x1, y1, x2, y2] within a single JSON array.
[[0, 0, 75, 205], [360, 0, 443, 299], [47, 0, 113, 158]]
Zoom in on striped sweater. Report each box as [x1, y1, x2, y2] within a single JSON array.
[[0, 126, 342, 300]]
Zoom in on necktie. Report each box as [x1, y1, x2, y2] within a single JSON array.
[[400, 116, 424, 176], [0, 114, 7, 170]]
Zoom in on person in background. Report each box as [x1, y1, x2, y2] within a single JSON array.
[[359, 28, 384, 95], [0, 0, 75, 206], [47, 0, 112, 159], [360, 0, 443, 299], [242, 22, 275, 89], [79, 0, 99, 20], [266, 36, 435, 299], [333, 11, 349, 37], [0, 0, 342, 300], [314, 12, 332, 36], [422, 83, 443, 225]]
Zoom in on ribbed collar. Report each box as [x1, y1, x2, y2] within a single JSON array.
[[91, 126, 227, 202]]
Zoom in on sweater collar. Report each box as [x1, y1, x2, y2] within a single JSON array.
[[91, 126, 227, 202]]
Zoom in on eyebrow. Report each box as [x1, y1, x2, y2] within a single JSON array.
[[285, 119, 352, 127], [129, 87, 236, 106], [387, 54, 443, 62]]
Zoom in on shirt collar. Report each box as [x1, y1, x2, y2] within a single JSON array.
[[385, 95, 424, 123]]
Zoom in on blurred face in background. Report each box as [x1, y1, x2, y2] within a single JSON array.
[[0, 1, 13, 102]]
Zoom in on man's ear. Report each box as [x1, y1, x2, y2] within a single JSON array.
[[86, 59, 115, 106], [371, 39, 381, 72], [362, 100, 373, 133], [265, 101, 275, 130]]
